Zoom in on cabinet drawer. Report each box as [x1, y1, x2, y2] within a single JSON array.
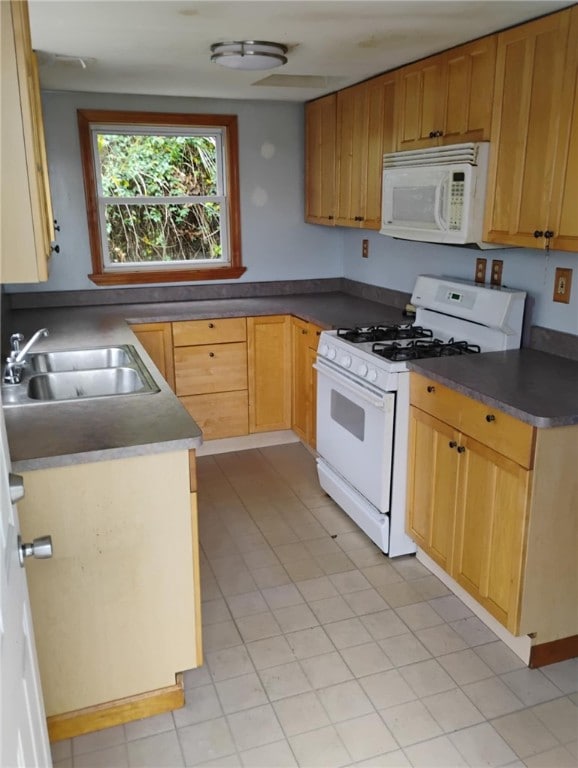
[[180, 391, 249, 440], [411, 374, 464, 430], [174, 342, 247, 396], [411, 374, 535, 468], [173, 318, 247, 347]]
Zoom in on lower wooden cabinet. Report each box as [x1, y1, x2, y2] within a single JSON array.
[[291, 317, 323, 448], [172, 318, 249, 441], [18, 451, 199, 733], [130, 322, 175, 390], [407, 373, 578, 648], [247, 315, 292, 433]]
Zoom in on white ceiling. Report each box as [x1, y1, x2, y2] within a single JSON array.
[[29, 0, 573, 103]]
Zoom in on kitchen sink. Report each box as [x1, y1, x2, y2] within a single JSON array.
[[27, 368, 156, 401], [29, 346, 133, 372], [2, 344, 160, 406]]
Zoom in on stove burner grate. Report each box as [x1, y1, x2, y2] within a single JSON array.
[[337, 324, 433, 344], [372, 338, 481, 362]]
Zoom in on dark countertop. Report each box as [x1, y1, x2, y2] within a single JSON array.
[[409, 349, 578, 428], [4, 293, 406, 470]]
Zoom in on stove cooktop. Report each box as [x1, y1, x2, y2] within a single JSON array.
[[372, 338, 481, 362], [336, 324, 432, 344]]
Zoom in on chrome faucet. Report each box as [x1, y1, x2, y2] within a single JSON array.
[[3, 328, 49, 384]]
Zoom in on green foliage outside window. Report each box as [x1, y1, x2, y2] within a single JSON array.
[[97, 133, 223, 263]]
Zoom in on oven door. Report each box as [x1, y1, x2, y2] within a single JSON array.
[[315, 360, 395, 513]]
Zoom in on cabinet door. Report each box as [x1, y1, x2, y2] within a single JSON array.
[[453, 435, 531, 633], [1, 0, 54, 283], [364, 73, 396, 229], [550, 5, 578, 252], [180, 391, 249, 440], [406, 407, 460, 571], [131, 322, 175, 390], [305, 94, 336, 225], [442, 36, 496, 144], [291, 317, 310, 441], [395, 56, 446, 151], [484, 10, 572, 248], [174, 342, 247, 396], [335, 85, 368, 226], [247, 316, 292, 433]]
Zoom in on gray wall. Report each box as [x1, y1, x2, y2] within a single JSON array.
[[5, 90, 343, 293], [7, 89, 578, 337], [341, 230, 578, 335]]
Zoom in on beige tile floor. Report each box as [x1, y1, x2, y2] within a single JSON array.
[[52, 443, 578, 768]]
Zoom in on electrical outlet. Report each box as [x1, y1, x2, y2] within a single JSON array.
[[553, 267, 572, 304], [491, 259, 503, 287], [362, 239, 369, 258], [475, 257, 487, 284]]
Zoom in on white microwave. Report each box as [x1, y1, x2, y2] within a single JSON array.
[[380, 142, 491, 246]]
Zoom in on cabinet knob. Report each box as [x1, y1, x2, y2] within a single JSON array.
[[533, 230, 544, 238], [457, 446, 466, 453], [544, 230, 554, 239], [485, 414, 496, 422], [328, 215, 334, 220], [51, 244, 60, 254], [53, 219, 61, 232], [427, 385, 435, 393], [302, 329, 307, 335], [209, 351, 215, 357], [208, 322, 215, 328], [448, 441, 457, 448]]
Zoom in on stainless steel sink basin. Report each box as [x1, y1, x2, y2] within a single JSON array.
[[29, 346, 133, 372], [2, 344, 160, 406], [27, 368, 154, 401]]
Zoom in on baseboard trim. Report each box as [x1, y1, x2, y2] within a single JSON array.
[[530, 635, 578, 668], [416, 548, 532, 665], [196, 430, 299, 456], [48, 673, 184, 742]]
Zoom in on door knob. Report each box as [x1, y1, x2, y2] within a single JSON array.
[[9, 473, 25, 503], [18, 535, 53, 567]]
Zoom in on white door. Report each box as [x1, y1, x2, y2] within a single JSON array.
[[0, 408, 51, 768]]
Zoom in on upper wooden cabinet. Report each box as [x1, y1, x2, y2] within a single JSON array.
[[335, 72, 396, 229], [395, 35, 497, 151], [305, 94, 337, 226], [484, 7, 577, 251], [1, 0, 55, 283]]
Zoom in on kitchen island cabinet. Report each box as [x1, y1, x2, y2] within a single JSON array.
[[484, 6, 578, 252], [18, 449, 201, 740], [407, 371, 578, 665], [394, 35, 496, 151]]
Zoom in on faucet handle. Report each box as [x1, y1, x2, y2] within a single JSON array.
[[9, 334, 24, 356]]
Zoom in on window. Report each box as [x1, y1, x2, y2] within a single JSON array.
[[78, 110, 244, 285]]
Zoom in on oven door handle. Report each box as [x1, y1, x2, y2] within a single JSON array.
[[313, 362, 386, 410]]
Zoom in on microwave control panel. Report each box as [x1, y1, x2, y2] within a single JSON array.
[[449, 172, 465, 230]]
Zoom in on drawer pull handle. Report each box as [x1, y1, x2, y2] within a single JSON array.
[[457, 446, 466, 453], [485, 414, 496, 422], [208, 322, 215, 329], [427, 385, 435, 393], [448, 441, 457, 449], [209, 352, 215, 358]]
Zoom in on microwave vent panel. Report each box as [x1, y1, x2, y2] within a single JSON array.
[[383, 142, 488, 169]]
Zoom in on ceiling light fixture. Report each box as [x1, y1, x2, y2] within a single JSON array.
[[210, 41, 288, 71]]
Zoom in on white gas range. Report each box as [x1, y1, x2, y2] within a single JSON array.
[[315, 275, 526, 557]]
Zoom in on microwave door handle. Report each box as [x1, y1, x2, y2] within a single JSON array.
[[434, 178, 449, 231]]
